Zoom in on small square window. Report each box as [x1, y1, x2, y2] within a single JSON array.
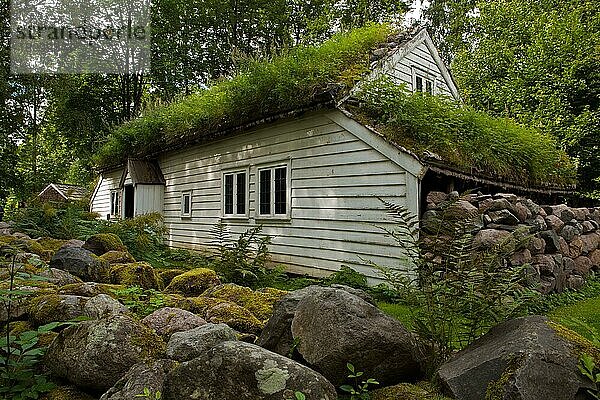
[[181, 191, 192, 218], [257, 164, 289, 218], [223, 170, 248, 217]]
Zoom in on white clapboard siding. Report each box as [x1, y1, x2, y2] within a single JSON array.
[[389, 40, 454, 97], [136, 185, 164, 215], [160, 109, 422, 280], [90, 168, 123, 219]]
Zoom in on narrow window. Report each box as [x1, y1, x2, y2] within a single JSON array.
[[181, 191, 192, 217], [259, 169, 271, 215], [110, 191, 120, 217], [224, 174, 234, 215], [274, 167, 287, 215], [415, 76, 423, 92], [425, 80, 433, 94], [223, 171, 247, 217], [258, 164, 289, 217]]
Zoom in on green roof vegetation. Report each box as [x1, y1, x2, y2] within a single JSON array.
[[94, 24, 576, 187], [353, 78, 576, 187], [93, 24, 392, 168]]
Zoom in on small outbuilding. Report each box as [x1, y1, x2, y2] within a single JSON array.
[[38, 184, 87, 204]]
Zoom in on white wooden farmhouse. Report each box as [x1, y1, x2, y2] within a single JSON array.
[[90, 28, 563, 280]]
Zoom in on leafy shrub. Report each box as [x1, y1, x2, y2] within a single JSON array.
[[208, 221, 284, 288], [326, 265, 368, 290], [372, 198, 538, 373], [353, 77, 576, 187], [8, 202, 101, 239], [110, 286, 166, 318]]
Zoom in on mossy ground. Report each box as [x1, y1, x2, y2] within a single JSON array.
[[85, 233, 127, 253], [37, 237, 67, 252], [39, 385, 96, 400], [371, 382, 452, 400]]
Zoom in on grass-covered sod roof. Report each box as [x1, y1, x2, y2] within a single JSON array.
[[353, 79, 576, 187], [94, 24, 576, 187], [94, 24, 393, 169]]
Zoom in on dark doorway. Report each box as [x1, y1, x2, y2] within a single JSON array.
[[124, 185, 135, 219]]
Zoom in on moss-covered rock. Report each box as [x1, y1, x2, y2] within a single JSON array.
[[40, 385, 96, 400], [158, 268, 186, 286], [2, 238, 49, 260], [164, 268, 220, 296], [45, 315, 166, 392], [58, 282, 124, 297], [99, 251, 136, 264], [108, 262, 162, 290], [37, 237, 68, 253], [50, 247, 111, 283], [206, 301, 264, 335], [371, 382, 452, 400], [166, 295, 225, 315], [202, 283, 288, 321], [28, 294, 88, 326], [82, 233, 127, 256], [8, 320, 34, 337]]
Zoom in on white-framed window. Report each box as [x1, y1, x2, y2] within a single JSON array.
[[412, 66, 436, 95], [181, 191, 192, 218], [222, 169, 249, 217], [257, 162, 290, 219], [110, 190, 120, 218]]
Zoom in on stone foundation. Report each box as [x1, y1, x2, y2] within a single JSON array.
[[423, 191, 600, 294]]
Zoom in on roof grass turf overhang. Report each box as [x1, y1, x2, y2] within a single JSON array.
[[94, 24, 576, 189]]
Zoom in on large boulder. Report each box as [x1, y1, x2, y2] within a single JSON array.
[[437, 316, 594, 400], [50, 247, 110, 283], [100, 359, 177, 400], [166, 323, 237, 362], [202, 283, 287, 321], [45, 315, 166, 392], [100, 251, 136, 265], [37, 268, 82, 287], [141, 307, 207, 339], [108, 262, 163, 290], [82, 233, 127, 256], [290, 287, 423, 386], [28, 294, 88, 326], [164, 268, 221, 296], [84, 294, 129, 319], [162, 341, 337, 400]]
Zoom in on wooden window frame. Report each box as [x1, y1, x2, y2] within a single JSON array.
[[110, 190, 121, 219], [221, 167, 250, 219], [411, 66, 437, 95], [181, 190, 192, 218], [255, 161, 291, 220]]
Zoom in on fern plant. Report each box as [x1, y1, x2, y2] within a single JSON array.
[[372, 196, 537, 373]]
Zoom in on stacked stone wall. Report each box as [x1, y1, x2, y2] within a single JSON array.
[[423, 191, 600, 294]]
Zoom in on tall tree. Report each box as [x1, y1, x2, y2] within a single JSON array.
[[451, 0, 600, 194]]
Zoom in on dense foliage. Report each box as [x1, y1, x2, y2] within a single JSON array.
[[93, 24, 392, 168], [354, 78, 576, 187], [422, 0, 600, 196]]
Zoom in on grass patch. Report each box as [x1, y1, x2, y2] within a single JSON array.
[[378, 302, 415, 329], [549, 296, 600, 342]]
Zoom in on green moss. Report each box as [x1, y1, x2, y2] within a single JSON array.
[[202, 284, 287, 321], [206, 301, 264, 335], [485, 356, 522, 400], [100, 250, 136, 264], [164, 268, 220, 296], [167, 295, 225, 315], [36, 237, 67, 252], [28, 293, 87, 326], [378, 302, 415, 329], [58, 282, 124, 297], [93, 24, 392, 168], [0, 235, 17, 245], [108, 262, 163, 290], [547, 320, 600, 364], [132, 323, 167, 359], [85, 233, 127, 253], [8, 321, 34, 337], [40, 385, 96, 400], [158, 269, 186, 286], [371, 382, 452, 400]]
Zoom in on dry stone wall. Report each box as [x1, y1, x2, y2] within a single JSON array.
[[423, 191, 600, 294]]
